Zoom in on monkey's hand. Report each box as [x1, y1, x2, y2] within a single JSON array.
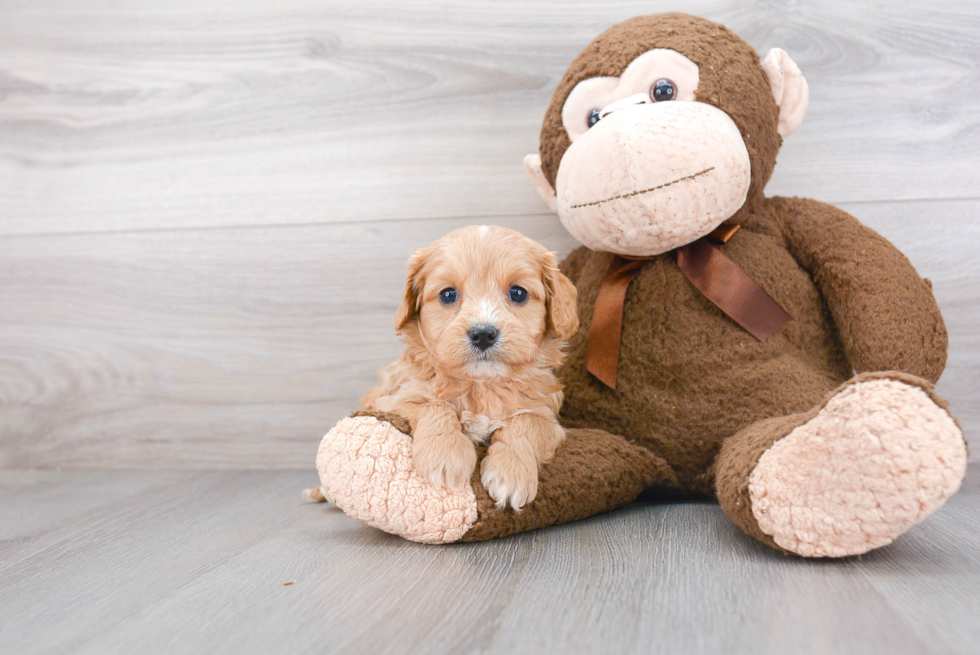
[[779, 196, 947, 383]]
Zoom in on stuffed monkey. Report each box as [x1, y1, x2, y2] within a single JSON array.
[[314, 13, 967, 557]]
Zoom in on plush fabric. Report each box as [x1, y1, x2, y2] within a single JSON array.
[[560, 48, 701, 142], [557, 194, 950, 493], [555, 101, 751, 256], [317, 412, 678, 543], [539, 13, 781, 206], [749, 376, 967, 557], [714, 372, 967, 555], [760, 47, 809, 137], [314, 13, 968, 557], [523, 154, 558, 212], [316, 414, 478, 544], [461, 428, 679, 541]]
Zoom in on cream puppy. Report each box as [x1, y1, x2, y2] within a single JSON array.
[[362, 225, 579, 509]]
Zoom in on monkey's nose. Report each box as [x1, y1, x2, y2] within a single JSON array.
[[598, 93, 651, 120], [468, 325, 498, 352]]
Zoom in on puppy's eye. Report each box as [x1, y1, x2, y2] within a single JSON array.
[[509, 286, 528, 304], [650, 78, 677, 102], [587, 109, 601, 128], [439, 288, 457, 305]]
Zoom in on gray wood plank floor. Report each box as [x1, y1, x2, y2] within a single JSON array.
[[1, 468, 977, 655], [2, 3, 977, 653]]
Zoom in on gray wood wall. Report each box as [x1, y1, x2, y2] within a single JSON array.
[[2, 0, 977, 468]]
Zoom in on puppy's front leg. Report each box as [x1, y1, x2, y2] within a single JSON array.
[[410, 402, 477, 490], [481, 414, 564, 510]]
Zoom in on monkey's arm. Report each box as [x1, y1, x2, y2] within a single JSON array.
[[775, 196, 947, 383], [559, 245, 592, 285]]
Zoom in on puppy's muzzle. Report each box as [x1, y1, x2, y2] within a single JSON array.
[[468, 324, 498, 352]]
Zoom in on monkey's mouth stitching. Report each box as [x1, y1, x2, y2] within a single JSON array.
[[570, 167, 715, 209]]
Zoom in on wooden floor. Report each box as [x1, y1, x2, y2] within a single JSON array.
[[3, 1, 980, 653], [1, 468, 977, 655]]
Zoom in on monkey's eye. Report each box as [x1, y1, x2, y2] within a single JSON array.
[[650, 79, 677, 102], [587, 109, 601, 129], [509, 286, 528, 304], [439, 288, 457, 305]]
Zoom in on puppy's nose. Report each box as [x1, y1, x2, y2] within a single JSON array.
[[468, 325, 498, 352]]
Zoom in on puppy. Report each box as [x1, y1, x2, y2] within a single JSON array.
[[362, 225, 579, 509]]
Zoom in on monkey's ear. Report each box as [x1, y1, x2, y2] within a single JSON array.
[[523, 154, 558, 214], [761, 48, 809, 138], [394, 247, 429, 334]]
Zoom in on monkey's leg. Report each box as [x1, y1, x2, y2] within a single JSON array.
[[315, 412, 677, 544], [715, 372, 968, 557], [462, 427, 678, 542]]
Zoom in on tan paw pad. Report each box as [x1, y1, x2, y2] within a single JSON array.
[[749, 379, 967, 557], [316, 416, 478, 544]]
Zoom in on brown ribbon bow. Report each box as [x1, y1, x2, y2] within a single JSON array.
[[584, 224, 793, 389]]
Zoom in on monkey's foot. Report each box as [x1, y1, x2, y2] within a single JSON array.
[[316, 413, 676, 544], [316, 414, 478, 544], [748, 376, 968, 557]]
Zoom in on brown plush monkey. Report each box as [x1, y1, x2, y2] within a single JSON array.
[[315, 13, 968, 556]]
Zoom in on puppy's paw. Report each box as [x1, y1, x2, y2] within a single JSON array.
[[303, 486, 331, 503], [413, 430, 477, 491], [481, 442, 539, 510]]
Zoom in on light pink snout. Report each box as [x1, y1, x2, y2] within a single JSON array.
[[555, 101, 751, 257]]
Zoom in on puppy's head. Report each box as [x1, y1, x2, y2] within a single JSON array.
[[395, 225, 578, 378]]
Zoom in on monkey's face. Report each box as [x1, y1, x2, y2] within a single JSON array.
[[555, 49, 750, 256], [525, 15, 809, 258]]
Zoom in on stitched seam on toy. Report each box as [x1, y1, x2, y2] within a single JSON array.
[[570, 167, 715, 209]]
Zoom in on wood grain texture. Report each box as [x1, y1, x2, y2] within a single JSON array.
[[0, 468, 977, 654], [2, 4, 977, 652], [0, 0, 978, 468], [2, 198, 977, 468], [853, 473, 980, 655], [0, 214, 577, 468], [0, 470, 305, 654], [0, 0, 979, 236], [1, 200, 977, 469], [0, 469, 197, 568]]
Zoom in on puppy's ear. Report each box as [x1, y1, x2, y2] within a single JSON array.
[[541, 250, 579, 340], [394, 247, 429, 333]]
